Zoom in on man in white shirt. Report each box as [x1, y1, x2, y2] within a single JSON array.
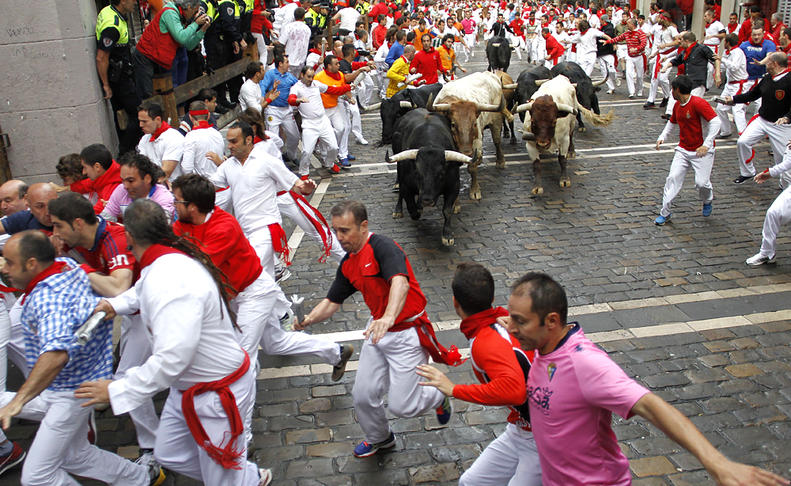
[[210, 121, 316, 278], [288, 67, 342, 176], [180, 101, 230, 212], [280, 7, 312, 77], [239, 61, 267, 113], [137, 101, 184, 183], [76, 199, 273, 486], [569, 18, 608, 75], [334, 4, 361, 35], [645, 14, 678, 109], [272, 0, 299, 40], [715, 33, 750, 138], [703, 9, 726, 89]]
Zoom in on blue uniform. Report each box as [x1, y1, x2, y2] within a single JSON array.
[[740, 39, 777, 80], [386, 41, 405, 66]]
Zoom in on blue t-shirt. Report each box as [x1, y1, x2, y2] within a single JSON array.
[[260, 69, 299, 108], [386, 41, 405, 66], [740, 39, 777, 80], [1, 210, 52, 234]]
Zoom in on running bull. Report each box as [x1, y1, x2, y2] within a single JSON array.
[[550, 61, 607, 131], [386, 109, 473, 246], [361, 84, 443, 146], [428, 71, 512, 201], [486, 37, 512, 72], [516, 75, 613, 195]]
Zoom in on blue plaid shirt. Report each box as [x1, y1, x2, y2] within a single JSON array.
[[21, 258, 113, 391]]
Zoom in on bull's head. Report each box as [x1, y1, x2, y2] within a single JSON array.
[[386, 148, 471, 207], [379, 99, 414, 145], [427, 96, 503, 157], [516, 95, 576, 150]]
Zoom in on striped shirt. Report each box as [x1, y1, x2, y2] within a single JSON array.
[[21, 257, 113, 391], [610, 29, 647, 56]]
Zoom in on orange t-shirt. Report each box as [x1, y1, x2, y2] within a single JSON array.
[[314, 69, 346, 108]]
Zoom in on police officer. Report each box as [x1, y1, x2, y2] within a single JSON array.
[[305, 1, 329, 37], [96, 0, 141, 154], [206, 0, 247, 108], [354, 0, 369, 29]]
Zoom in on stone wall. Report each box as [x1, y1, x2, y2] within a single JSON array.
[[0, 0, 117, 183]]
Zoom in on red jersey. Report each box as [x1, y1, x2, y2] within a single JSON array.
[[509, 18, 525, 37], [544, 33, 565, 62], [172, 207, 263, 296], [670, 95, 717, 151], [410, 48, 444, 84], [75, 218, 136, 277]]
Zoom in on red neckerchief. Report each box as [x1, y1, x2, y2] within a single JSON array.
[[750, 38, 764, 46], [149, 121, 172, 142], [323, 70, 342, 81], [459, 306, 510, 340], [580, 28, 589, 35], [683, 42, 696, 61], [309, 48, 322, 55], [21, 261, 68, 304], [139, 243, 186, 271], [193, 120, 213, 130]]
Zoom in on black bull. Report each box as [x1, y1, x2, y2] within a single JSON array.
[[386, 109, 472, 246], [515, 65, 552, 123], [550, 61, 605, 130], [486, 37, 512, 72], [372, 84, 443, 146]]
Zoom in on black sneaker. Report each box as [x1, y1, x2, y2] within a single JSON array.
[[214, 104, 229, 115], [716, 133, 732, 139], [643, 102, 655, 109], [332, 344, 354, 381], [659, 97, 668, 107], [660, 114, 671, 121], [733, 175, 752, 184]]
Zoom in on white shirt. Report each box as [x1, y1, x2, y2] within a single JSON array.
[[570, 28, 605, 57], [722, 46, 748, 82], [210, 143, 297, 234], [588, 13, 601, 29], [106, 253, 246, 415], [281, 20, 312, 65], [338, 7, 361, 32], [289, 80, 331, 120], [704, 20, 725, 50], [239, 78, 263, 113], [181, 125, 225, 179], [137, 127, 184, 182], [273, 2, 298, 39], [653, 25, 679, 56]]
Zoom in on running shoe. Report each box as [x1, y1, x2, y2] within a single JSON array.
[[353, 432, 396, 458], [436, 396, 452, 425], [654, 214, 671, 225], [330, 164, 341, 174], [0, 443, 25, 476], [702, 202, 712, 217], [332, 344, 354, 381], [745, 253, 776, 266], [733, 175, 752, 184]]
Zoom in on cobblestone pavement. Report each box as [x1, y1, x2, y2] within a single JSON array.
[[3, 48, 791, 485]]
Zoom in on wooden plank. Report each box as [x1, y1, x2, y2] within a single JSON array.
[[173, 48, 258, 104]]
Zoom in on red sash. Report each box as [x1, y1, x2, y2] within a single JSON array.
[[181, 351, 250, 469], [276, 190, 334, 262], [411, 313, 466, 366], [268, 222, 290, 265]]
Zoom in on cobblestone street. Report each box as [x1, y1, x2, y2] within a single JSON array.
[[3, 48, 791, 485]]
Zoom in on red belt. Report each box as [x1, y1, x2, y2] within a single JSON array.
[[181, 351, 250, 469], [728, 79, 748, 96]]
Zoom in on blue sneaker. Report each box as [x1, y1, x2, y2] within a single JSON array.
[[339, 158, 352, 169], [436, 396, 452, 425], [353, 432, 396, 458], [655, 214, 671, 225], [702, 202, 712, 217], [347, 154, 356, 161]]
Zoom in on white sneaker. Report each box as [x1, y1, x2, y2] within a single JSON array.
[[356, 136, 369, 145], [745, 253, 776, 266]]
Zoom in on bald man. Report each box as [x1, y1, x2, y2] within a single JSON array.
[[0, 181, 28, 217], [0, 183, 56, 235]]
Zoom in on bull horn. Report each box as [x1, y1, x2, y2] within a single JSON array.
[[387, 149, 420, 162], [444, 151, 473, 163], [362, 102, 381, 111], [570, 83, 578, 88], [502, 83, 518, 89], [476, 97, 504, 112], [515, 102, 533, 113], [399, 100, 414, 108], [556, 102, 577, 115], [522, 132, 536, 141], [432, 103, 452, 111], [534, 79, 550, 86]]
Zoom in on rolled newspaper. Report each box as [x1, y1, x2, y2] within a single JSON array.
[[75, 311, 108, 346], [290, 294, 305, 331]]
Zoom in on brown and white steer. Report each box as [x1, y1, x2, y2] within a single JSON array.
[[516, 75, 613, 195], [428, 72, 513, 201]]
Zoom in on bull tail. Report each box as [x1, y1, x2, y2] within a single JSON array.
[[578, 106, 614, 127], [502, 107, 514, 123]]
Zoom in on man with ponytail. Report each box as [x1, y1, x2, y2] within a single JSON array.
[[75, 199, 273, 486]]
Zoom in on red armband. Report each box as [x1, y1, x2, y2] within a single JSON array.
[[287, 94, 299, 105]]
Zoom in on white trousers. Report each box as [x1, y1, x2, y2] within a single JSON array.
[[299, 116, 339, 175], [596, 54, 616, 90], [252, 32, 268, 65], [116, 315, 159, 450], [277, 191, 346, 262], [625, 55, 645, 96], [343, 98, 364, 141], [715, 81, 750, 136], [325, 105, 350, 159], [352, 323, 444, 444], [464, 33, 476, 50], [736, 116, 791, 182], [577, 53, 596, 76], [154, 366, 260, 486], [660, 146, 714, 217], [705, 45, 719, 90], [759, 172, 791, 258], [264, 105, 300, 161], [647, 57, 672, 103], [248, 228, 276, 278], [0, 390, 147, 485], [666, 86, 704, 116], [459, 423, 542, 486], [0, 299, 30, 446], [616, 44, 628, 72]]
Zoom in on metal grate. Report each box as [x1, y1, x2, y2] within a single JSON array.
[[780, 0, 791, 25]]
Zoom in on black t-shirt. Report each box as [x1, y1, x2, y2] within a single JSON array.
[[733, 72, 791, 122], [327, 233, 408, 303], [339, 59, 353, 74]]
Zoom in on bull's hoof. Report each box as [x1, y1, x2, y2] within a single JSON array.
[[392, 211, 403, 219], [567, 151, 576, 159], [531, 186, 544, 195], [453, 201, 461, 214], [442, 237, 455, 247], [578, 126, 586, 133], [496, 159, 506, 169], [409, 210, 422, 220], [470, 189, 482, 201], [559, 177, 571, 188]]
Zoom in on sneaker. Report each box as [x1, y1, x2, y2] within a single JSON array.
[[136, 449, 154, 467], [329, 163, 341, 174], [214, 104, 229, 115], [660, 114, 671, 121], [353, 432, 396, 458], [332, 344, 354, 381], [660, 97, 669, 107], [702, 202, 712, 217], [356, 137, 369, 145], [655, 214, 671, 225], [436, 396, 452, 425], [643, 102, 655, 109], [716, 133, 731, 139], [616, 78, 622, 87], [346, 154, 356, 161], [340, 158, 352, 169], [0, 442, 25, 476], [275, 267, 291, 283], [88, 409, 97, 445], [733, 175, 752, 184], [258, 468, 273, 486], [746, 253, 776, 266], [299, 174, 310, 181], [606, 89, 614, 94], [628, 95, 635, 99], [147, 459, 166, 486], [392, 182, 400, 192]]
